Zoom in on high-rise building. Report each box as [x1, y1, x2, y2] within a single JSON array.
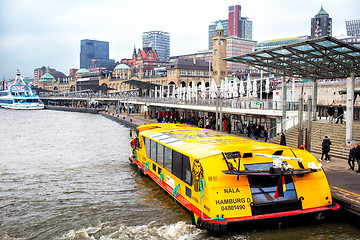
[[346, 19, 360, 37], [226, 37, 257, 74], [240, 17, 252, 40], [208, 5, 252, 50], [228, 5, 241, 37], [80, 39, 115, 69], [311, 6, 332, 38], [142, 31, 170, 62]]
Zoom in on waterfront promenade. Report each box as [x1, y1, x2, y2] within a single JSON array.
[[103, 108, 360, 218], [47, 106, 360, 218]]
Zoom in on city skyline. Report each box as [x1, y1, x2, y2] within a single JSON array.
[[0, 0, 359, 79]]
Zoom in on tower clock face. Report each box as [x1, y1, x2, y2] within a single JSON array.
[[220, 40, 224, 45], [215, 40, 218, 45]]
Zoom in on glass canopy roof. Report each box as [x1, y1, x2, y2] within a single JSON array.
[[225, 36, 360, 79]]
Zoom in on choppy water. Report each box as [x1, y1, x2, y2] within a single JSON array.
[[0, 109, 359, 240]]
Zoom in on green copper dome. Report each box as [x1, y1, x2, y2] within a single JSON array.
[[114, 64, 130, 70], [39, 72, 54, 82], [76, 68, 90, 74], [216, 20, 224, 31], [317, 6, 329, 15]]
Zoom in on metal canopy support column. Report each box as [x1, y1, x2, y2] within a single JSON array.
[[307, 96, 312, 152], [282, 74, 287, 132], [346, 72, 355, 144], [312, 77, 318, 121]]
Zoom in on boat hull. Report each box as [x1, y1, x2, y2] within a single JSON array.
[[1, 103, 44, 110]]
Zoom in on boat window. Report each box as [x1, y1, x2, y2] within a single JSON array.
[[164, 146, 172, 172], [172, 151, 183, 179], [172, 151, 192, 185], [157, 143, 164, 166], [150, 140, 157, 161], [145, 137, 151, 158], [182, 155, 192, 185]]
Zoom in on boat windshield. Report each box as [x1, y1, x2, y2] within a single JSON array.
[[10, 85, 33, 96]]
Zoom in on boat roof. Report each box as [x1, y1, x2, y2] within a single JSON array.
[[138, 123, 289, 159]]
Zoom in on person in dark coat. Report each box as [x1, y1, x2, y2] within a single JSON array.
[[227, 121, 232, 134], [254, 125, 260, 140], [336, 104, 344, 124], [247, 124, 251, 138], [280, 131, 286, 146], [264, 128, 268, 142], [348, 144, 356, 170], [320, 136, 331, 161], [355, 142, 360, 173], [322, 136, 332, 162], [328, 104, 335, 123], [251, 123, 256, 138]]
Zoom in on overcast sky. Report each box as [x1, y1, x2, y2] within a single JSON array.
[[0, 0, 359, 79]]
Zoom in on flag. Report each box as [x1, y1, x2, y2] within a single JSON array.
[[274, 167, 286, 199]]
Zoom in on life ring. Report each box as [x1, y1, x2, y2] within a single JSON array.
[[130, 138, 136, 148], [299, 145, 306, 150]]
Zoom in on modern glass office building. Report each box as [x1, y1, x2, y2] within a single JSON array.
[[346, 20, 360, 37], [80, 39, 113, 69], [142, 31, 170, 62]]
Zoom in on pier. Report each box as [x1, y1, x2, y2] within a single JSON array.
[[45, 105, 360, 220]]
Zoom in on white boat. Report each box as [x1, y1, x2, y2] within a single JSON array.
[[0, 70, 44, 110]]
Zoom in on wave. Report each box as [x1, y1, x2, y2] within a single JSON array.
[[58, 221, 206, 240]]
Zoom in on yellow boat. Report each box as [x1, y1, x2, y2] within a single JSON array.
[[129, 123, 340, 231]]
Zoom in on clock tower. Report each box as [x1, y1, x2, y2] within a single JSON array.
[[212, 20, 227, 85]]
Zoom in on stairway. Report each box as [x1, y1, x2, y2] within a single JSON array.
[[269, 121, 360, 160]]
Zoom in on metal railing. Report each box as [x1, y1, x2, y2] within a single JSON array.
[[312, 113, 345, 140], [40, 92, 300, 112], [267, 115, 299, 138]]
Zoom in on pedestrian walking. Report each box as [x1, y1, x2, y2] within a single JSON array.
[[336, 104, 344, 124], [205, 117, 211, 129], [247, 124, 251, 138], [264, 128, 268, 142], [348, 144, 356, 170], [280, 131, 286, 146], [320, 136, 331, 162], [355, 142, 360, 173], [227, 121, 232, 134], [198, 118, 203, 128], [254, 125, 260, 140], [251, 123, 256, 138], [328, 104, 335, 123]]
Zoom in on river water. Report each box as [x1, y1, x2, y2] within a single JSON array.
[[0, 109, 359, 240]]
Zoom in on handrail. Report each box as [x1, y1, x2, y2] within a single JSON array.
[[267, 115, 298, 135], [312, 113, 344, 138]]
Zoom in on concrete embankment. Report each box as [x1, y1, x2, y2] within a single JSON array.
[[46, 106, 100, 114]]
